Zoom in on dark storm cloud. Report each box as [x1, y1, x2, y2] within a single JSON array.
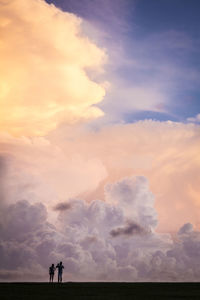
[[178, 223, 193, 235], [53, 202, 72, 211], [110, 221, 147, 237]]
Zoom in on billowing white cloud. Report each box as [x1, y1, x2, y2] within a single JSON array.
[[1, 175, 200, 281], [105, 176, 157, 229]]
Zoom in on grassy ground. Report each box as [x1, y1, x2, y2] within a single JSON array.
[[0, 282, 200, 300]]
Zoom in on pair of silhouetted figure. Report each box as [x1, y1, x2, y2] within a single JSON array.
[[49, 261, 64, 283]]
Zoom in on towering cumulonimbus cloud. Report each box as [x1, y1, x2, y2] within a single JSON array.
[[0, 0, 200, 283], [0, 0, 106, 136]]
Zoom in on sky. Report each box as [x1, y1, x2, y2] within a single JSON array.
[[0, 0, 200, 282]]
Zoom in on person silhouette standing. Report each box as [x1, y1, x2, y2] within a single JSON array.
[[49, 264, 56, 282], [56, 261, 64, 283]]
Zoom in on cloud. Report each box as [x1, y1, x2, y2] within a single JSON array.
[[187, 114, 200, 123], [178, 223, 194, 235], [105, 176, 157, 230], [0, 120, 199, 233], [0, 120, 199, 281], [0, 132, 107, 210], [0, 155, 7, 205], [87, 19, 200, 124], [1, 175, 200, 281], [53, 202, 72, 211], [1, 0, 200, 283], [0, 199, 56, 274], [0, 175, 165, 281], [0, 0, 106, 136], [99, 84, 166, 124], [110, 221, 148, 237], [47, 120, 200, 233]]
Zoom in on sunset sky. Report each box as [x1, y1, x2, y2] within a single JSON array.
[[0, 0, 200, 281]]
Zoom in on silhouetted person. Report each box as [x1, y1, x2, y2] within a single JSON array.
[[56, 261, 64, 283], [49, 263, 56, 282]]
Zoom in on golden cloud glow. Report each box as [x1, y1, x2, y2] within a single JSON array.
[[0, 0, 106, 136]]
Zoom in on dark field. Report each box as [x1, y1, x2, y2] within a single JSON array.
[[1, 282, 200, 300]]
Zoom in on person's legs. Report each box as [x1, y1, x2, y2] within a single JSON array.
[[58, 272, 62, 283]]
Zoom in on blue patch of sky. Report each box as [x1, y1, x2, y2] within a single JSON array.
[[124, 110, 178, 124], [45, 0, 200, 123], [132, 0, 200, 38]]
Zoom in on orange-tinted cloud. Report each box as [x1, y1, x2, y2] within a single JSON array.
[[0, 0, 106, 136], [1, 121, 199, 233], [0, 132, 107, 212], [49, 121, 200, 232]]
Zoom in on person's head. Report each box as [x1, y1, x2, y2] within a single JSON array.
[[60, 261, 62, 265], [52, 264, 54, 267]]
